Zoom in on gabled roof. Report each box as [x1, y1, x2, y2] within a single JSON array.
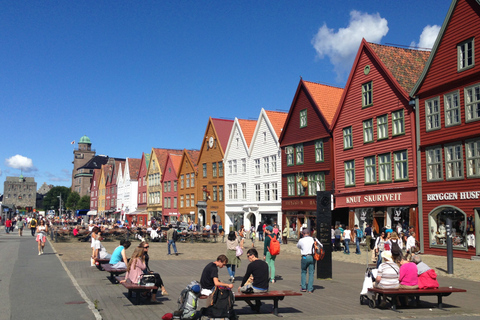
[[302, 80, 344, 127], [368, 42, 430, 94], [410, 0, 478, 95], [264, 110, 288, 137], [128, 158, 141, 180], [79, 155, 109, 170], [169, 154, 183, 174], [211, 118, 234, 153], [152, 148, 183, 173], [237, 119, 257, 148], [185, 149, 200, 170]]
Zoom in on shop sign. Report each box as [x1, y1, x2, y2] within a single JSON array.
[[346, 193, 402, 204], [360, 210, 367, 221], [426, 191, 480, 201]]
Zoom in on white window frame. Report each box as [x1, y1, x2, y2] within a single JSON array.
[[286, 146, 294, 166], [466, 138, 480, 178], [254, 159, 260, 175], [296, 144, 304, 165], [315, 140, 324, 162], [300, 109, 307, 128], [264, 183, 270, 201], [287, 175, 295, 196], [444, 91, 461, 127], [392, 109, 405, 136], [465, 83, 480, 122], [263, 156, 270, 174], [271, 155, 277, 173], [255, 184, 261, 201]]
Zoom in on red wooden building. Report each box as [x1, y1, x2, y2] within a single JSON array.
[[411, 0, 480, 258], [332, 40, 429, 234], [105, 158, 125, 219], [279, 79, 343, 238], [162, 153, 183, 224], [89, 168, 101, 214]]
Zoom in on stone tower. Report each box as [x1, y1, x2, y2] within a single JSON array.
[[71, 135, 96, 197]]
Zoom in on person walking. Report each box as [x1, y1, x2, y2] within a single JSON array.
[[29, 216, 37, 236], [343, 226, 351, 254], [263, 226, 277, 283], [166, 224, 178, 256], [334, 225, 342, 251], [36, 219, 49, 255], [354, 225, 363, 254], [365, 224, 373, 251], [282, 225, 288, 244], [5, 217, 12, 234], [257, 222, 264, 242], [225, 231, 244, 283], [297, 229, 322, 293], [17, 216, 25, 236]]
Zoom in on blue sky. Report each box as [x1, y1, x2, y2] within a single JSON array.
[[0, 0, 451, 194]]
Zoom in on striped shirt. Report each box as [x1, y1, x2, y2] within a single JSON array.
[[376, 262, 400, 289]]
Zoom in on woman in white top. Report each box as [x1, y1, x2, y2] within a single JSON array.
[[406, 231, 417, 253], [36, 220, 49, 255], [343, 226, 352, 254]]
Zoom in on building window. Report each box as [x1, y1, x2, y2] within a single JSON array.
[[362, 81, 373, 107], [271, 182, 278, 200], [392, 109, 405, 136], [168, 181, 171, 192], [444, 91, 461, 127], [202, 163, 207, 178], [394, 150, 408, 181], [174, 181, 177, 192], [212, 162, 217, 178], [202, 185, 207, 201], [429, 208, 466, 247], [233, 160, 237, 174], [286, 146, 294, 166], [254, 159, 260, 175], [255, 184, 261, 201], [445, 143, 464, 180], [213, 186, 217, 201], [426, 97, 441, 131], [426, 146, 443, 182], [218, 162, 223, 177], [287, 175, 295, 196], [173, 197, 177, 208], [458, 38, 474, 71], [264, 156, 269, 174], [191, 173, 194, 187], [242, 158, 246, 173], [271, 155, 277, 173], [378, 153, 391, 183], [242, 183, 247, 200], [228, 184, 233, 200], [307, 172, 325, 195], [364, 156, 376, 184], [186, 174, 190, 188], [343, 127, 353, 149], [296, 176, 305, 196], [300, 109, 307, 128], [345, 160, 355, 187], [186, 195, 190, 207], [296, 144, 304, 165], [466, 138, 480, 178], [363, 119, 373, 143], [219, 186, 223, 201], [465, 84, 480, 122], [315, 140, 324, 162], [233, 184, 238, 200], [264, 183, 270, 201], [180, 195, 184, 208], [228, 160, 232, 174], [191, 193, 194, 205], [377, 114, 388, 140]]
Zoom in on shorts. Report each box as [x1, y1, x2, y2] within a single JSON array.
[[36, 234, 46, 243]]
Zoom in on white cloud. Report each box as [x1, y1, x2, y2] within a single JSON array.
[[312, 10, 389, 81], [5, 155, 38, 172], [410, 25, 441, 50]]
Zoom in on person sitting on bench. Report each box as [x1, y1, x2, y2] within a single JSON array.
[[238, 248, 269, 312], [121, 247, 158, 303], [374, 251, 400, 308], [109, 240, 131, 269]]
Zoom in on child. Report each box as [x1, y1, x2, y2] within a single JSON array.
[[251, 230, 256, 248]]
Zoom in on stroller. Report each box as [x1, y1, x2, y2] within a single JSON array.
[[359, 266, 377, 307]]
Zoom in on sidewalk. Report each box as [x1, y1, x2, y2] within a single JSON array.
[[51, 237, 480, 320]]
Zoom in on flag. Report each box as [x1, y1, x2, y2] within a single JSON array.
[[71, 140, 75, 145]]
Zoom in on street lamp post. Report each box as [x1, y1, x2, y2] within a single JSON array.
[[57, 194, 62, 217]]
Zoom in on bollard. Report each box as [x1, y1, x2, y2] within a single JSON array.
[[50, 228, 54, 240], [55, 231, 58, 243]]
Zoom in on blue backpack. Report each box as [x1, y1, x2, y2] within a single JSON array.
[[356, 228, 364, 239]]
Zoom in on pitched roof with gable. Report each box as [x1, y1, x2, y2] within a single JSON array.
[[128, 158, 141, 180], [211, 118, 234, 153], [237, 119, 257, 147], [152, 148, 183, 173], [169, 154, 183, 173], [265, 110, 288, 137], [79, 155, 109, 170], [301, 80, 344, 128], [186, 149, 200, 170], [368, 42, 430, 94]]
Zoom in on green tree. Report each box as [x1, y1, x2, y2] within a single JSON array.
[[66, 191, 81, 211], [43, 186, 71, 214], [78, 195, 91, 210]]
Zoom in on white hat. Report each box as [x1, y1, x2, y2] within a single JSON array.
[[382, 251, 393, 262]]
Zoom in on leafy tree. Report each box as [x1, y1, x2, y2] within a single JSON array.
[[66, 192, 80, 211], [43, 186, 71, 214], [78, 195, 90, 210]]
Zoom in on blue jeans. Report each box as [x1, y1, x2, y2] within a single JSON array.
[[376, 250, 383, 268], [226, 264, 236, 278], [168, 240, 177, 254], [344, 239, 350, 253], [301, 255, 315, 292], [258, 232, 264, 241], [355, 238, 361, 253]]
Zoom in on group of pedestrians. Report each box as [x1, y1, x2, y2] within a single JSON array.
[[3, 215, 38, 236]]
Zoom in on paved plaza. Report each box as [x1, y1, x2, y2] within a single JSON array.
[[2, 233, 480, 320]]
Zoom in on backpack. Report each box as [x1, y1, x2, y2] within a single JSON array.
[[173, 230, 179, 241], [356, 228, 363, 239], [391, 240, 402, 256], [312, 239, 325, 261], [268, 235, 280, 256], [177, 281, 200, 320], [30, 219, 37, 228], [206, 286, 236, 319]]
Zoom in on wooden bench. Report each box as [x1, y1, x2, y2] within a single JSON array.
[[115, 276, 158, 305], [102, 264, 127, 283], [368, 287, 466, 311], [94, 258, 110, 271], [234, 290, 302, 316]]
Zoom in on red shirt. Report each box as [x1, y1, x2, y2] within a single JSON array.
[[6, 219, 12, 228]]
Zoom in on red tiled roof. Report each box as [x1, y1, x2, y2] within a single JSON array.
[[152, 148, 183, 173], [302, 81, 343, 127], [211, 118, 234, 153], [169, 154, 183, 174], [186, 149, 200, 170], [368, 42, 431, 94], [238, 119, 257, 147], [264, 110, 288, 138], [128, 158, 141, 180]]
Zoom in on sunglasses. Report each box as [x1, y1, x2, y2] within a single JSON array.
[[144, 246, 149, 249]]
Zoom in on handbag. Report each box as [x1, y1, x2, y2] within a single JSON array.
[[235, 245, 243, 257], [139, 274, 156, 286]]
